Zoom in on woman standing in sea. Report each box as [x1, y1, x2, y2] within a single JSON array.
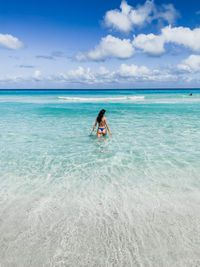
[[91, 109, 112, 137]]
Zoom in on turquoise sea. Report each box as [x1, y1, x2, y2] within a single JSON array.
[[0, 89, 200, 266]]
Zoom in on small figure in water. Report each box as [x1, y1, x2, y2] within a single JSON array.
[[189, 93, 192, 96], [91, 109, 112, 137]]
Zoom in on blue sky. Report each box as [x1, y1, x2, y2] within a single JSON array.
[[1, 0, 200, 89]]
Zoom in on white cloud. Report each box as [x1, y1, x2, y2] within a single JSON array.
[[161, 26, 200, 51], [33, 70, 42, 80], [0, 33, 23, 49], [60, 64, 149, 83], [104, 0, 178, 33], [65, 67, 95, 83], [129, 0, 153, 25], [58, 66, 113, 84], [154, 4, 178, 24], [104, 1, 133, 32], [76, 35, 134, 61], [56, 64, 177, 84], [133, 33, 165, 56], [116, 64, 177, 82], [76, 52, 87, 61], [118, 63, 150, 77], [177, 55, 200, 72], [0, 75, 21, 83], [0, 64, 186, 87], [133, 25, 200, 56], [98, 66, 110, 75]]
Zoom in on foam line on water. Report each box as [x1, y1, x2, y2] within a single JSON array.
[[58, 96, 145, 102]]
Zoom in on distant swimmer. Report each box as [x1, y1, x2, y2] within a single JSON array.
[[189, 93, 193, 96], [91, 109, 112, 137]]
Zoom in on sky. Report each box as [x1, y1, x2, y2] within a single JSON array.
[[1, 0, 200, 89]]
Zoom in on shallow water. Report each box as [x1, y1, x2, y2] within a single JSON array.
[[0, 90, 200, 266]]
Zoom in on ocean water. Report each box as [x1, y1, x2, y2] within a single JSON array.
[[0, 89, 200, 267]]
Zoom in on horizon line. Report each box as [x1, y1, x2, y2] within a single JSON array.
[[0, 88, 200, 91]]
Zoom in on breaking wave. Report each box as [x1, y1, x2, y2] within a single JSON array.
[[58, 96, 145, 102]]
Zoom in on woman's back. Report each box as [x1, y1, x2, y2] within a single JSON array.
[[98, 117, 106, 127]]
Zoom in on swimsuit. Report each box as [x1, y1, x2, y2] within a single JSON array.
[[98, 127, 105, 132], [98, 119, 106, 133]]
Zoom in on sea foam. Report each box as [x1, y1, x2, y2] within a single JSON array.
[[58, 95, 145, 102]]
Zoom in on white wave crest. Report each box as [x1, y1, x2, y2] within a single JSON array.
[[58, 96, 145, 102]]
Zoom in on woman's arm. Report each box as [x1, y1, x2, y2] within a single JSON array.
[[90, 118, 97, 135], [105, 118, 112, 135]]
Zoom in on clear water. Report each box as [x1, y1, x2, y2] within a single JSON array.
[[0, 90, 200, 267]]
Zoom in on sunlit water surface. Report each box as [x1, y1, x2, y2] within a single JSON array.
[[0, 90, 200, 267]]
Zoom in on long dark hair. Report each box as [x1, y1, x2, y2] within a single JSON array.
[[97, 109, 106, 123]]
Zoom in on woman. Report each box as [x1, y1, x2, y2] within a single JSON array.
[[91, 109, 112, 137]]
